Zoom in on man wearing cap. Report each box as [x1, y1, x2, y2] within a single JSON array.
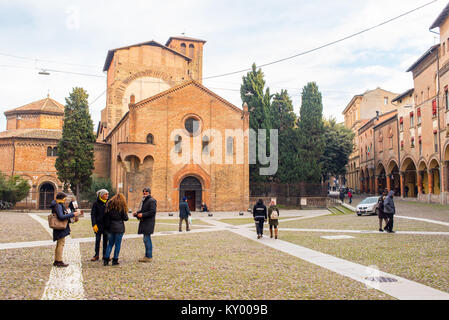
[[179, 196, 191, 232], [90, 189, 109, 261], [133, 187, 157, 262]]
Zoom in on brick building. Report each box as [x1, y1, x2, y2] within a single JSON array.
[[0, 96, 65, 209], [343, 3, 449, 204], [93, 37, 250, 212]]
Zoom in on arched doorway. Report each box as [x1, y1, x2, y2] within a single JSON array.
[[402, 158, 417, 198], [39, 183, 55, 209], [179, 176, 202, 212], [376, 163, 387, 195], [429, 159, 441, 195], [387, 161, 400, 196]]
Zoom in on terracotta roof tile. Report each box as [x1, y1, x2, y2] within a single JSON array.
[[5, 97, 64, 115]]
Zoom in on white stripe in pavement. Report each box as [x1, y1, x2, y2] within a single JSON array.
[[395, 215, 449, 227], [27, 214, 86, 300], [41, 236, 86, 300], [273, 228, 449, 236]]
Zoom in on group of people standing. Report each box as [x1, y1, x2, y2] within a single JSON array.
[[252, 199, 280, 239], [50, 187, 157, 267], [377, 189, 396, 233]]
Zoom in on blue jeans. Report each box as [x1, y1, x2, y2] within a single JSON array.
[[255, 219, 265, 235], [143, 234, 153, 258], [105, 233, 123, 260]]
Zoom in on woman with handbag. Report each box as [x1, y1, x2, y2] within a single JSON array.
[[103, 193, 129, 266], [50, 192, 81, 267]]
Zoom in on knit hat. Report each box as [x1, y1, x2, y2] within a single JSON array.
[[56, 192, 67, 200], [182, 197, 187, 201], [96, 189, 109, 198]]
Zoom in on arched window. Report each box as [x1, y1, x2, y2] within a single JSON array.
[[130, 94, 136, 104], [226, 137, 234, 155], [202, 135, 210, 154], [180, 43, 186, 55], [47, 146, 52, 156], [188, 44, 194, 57], [52, 147, 58, 156], [146, 133, 154, 144], [175, 135, 182, 153]]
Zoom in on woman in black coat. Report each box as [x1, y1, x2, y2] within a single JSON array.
[[103, 193, 129, 266], [50, 192, 80, 267], [133, 187, 157, 262]]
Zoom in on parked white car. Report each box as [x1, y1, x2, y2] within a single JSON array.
[[356, 197, 380, 216]]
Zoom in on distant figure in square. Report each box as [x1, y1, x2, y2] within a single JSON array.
[[201, 202, 209, 212], [253, 199, 267, 239], [348, 190, 353, 204], [133, 187, 157, 262], [179, 197, 191, 232], [268, 200, 280, 239], [377, 190, 389, 232], [383, 190, 396, 233]]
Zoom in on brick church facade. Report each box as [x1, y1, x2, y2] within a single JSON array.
[[0, 36, 250, 212], [94, 36, 250, 212]]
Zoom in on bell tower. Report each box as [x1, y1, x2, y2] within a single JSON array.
[[165, 36, 206, 83]]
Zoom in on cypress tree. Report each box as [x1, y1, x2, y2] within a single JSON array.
[[240, 63, 272, 183], [55, 87, 96, 202], [297, 82, 325, 183]]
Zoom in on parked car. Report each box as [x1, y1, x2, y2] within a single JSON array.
[[356, 196, 380, 216]]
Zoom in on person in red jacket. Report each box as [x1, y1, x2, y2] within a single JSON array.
[[348, 190, 353, 204]]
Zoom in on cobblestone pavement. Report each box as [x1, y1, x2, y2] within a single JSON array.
[[0, 209, 448, 300]]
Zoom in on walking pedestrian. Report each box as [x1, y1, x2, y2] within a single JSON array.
[[253, 199, 267, 239], [133, 187, 157, 262], [103, 193, 129, 266], [90, 189, 109, 261], [179, 197, 191, 232], [50, 192, 81, 267], [348, 190, 353, 204], [339, 189, 345, 203], [267, 200, 280, 239], [383, 190, 396, 233], [377, 190, 389, 232]]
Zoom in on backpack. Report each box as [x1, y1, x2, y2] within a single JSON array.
[[270, 209, 279, 220]]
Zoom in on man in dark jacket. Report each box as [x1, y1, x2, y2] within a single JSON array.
[[383, 190, 396, 233], [179, 197, 191, 232], [253, 199, 267, 239], [90, 189, 109, 261], [133, 187, 157, 262]]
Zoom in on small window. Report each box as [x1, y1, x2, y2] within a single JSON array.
[[188, 44, 194, 57], [384, 97, 388, 105], [52, 147, 58, 156], [202, 135, 210, 154], [47, 146, 52, 156], [226, 137, 234, 155], [146, 133, 154, 144], [180, 43, 186, 54], [419, 139, 422, 156], [410, 115, 414, 127], [174, 135, 182, 153], [445, 88, 449, 110]]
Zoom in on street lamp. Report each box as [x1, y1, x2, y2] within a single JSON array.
[[38, 69, 50, 75]]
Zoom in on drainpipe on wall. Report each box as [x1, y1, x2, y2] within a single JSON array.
[[396, 115, 401, 194], [12, 137, 16, 175]]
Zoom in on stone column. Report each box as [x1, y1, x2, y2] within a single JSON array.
[[443, 161, 449, 193], [400, 171, 405, 198], [370, 174, 375, 194], [417, 171, 423, 195], [428, 170, 434, 194]]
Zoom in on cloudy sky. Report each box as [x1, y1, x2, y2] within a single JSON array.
[[0, 0, 447, 131]]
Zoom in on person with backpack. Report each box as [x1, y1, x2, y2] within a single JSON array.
[[267, 200, 280, 239], [253, 199, 267, 239], [377, 190, 389, 232]]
